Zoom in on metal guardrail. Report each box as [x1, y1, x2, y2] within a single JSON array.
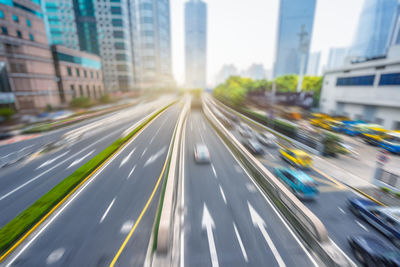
[[375, 169, 400, 193], [156, 95, 190, 253], [203, 98, 354, 267]]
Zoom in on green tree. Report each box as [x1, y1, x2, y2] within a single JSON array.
[[275, 74, 298, 92]]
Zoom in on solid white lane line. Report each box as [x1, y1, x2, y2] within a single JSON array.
[[36, 151, 70, 170], [119, 148, 136, 168], [67, 150, 95, 169], [0, 131, 117, 202], [233, 223, 248, 262], [100, 198, 116, 223], [338, 207, 346, 214], [356, 220, 369, 232], [141, 148, 148, 158], [127, 165, 136, 179], [211, 164, 217, 178], [219, 185, 227, 204], [144, 146, 167, 167], [180, 120, 187, 267]]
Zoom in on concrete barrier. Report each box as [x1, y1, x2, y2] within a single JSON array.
[[156, 96, 190, 253], [203, 99, 354, 267]]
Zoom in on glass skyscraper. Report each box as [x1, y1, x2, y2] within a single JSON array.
[[273, 0, 316, 78], [73, 0, 99, 55], [349, 0, 399, 59], [131, 0, 173, 89], [184, 0, 207, 89]]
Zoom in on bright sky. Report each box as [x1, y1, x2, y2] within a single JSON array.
[[170, 0, 365, 86]]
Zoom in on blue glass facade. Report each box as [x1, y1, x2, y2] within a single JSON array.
[[349, 0, 399, 59], [55, 52, 102, 69], [336, 75, 375, 86], [273, 0, 316, 78], [73, 0, 99, 55], [185, 0, 207, 88], [379, 73, 400, 85]]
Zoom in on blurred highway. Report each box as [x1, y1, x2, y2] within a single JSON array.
[[2, 104, 180, 266], [211, 100, 387, 263], [181, 110, 318, 267], [0, 95, 175, 228]]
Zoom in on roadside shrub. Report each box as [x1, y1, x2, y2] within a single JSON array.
[[99, 94, 113, 104], [0, 108, 15, 120], [70, 97, 92, 108]]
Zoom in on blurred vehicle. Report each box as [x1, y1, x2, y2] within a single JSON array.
[[338, 142, 359, 158], [219, 115, 233, 128], [238, 124, 253, 138], [361, 125, 388, 146], [242, 139, 264, 155], [0, 132, 14, 140], [348, 235, 400, 266], [340, 121, 365, 136], [279, 148, 313, 169], [349, 198, 400, 246], [194, 144, 210, 163], [379, 132, 400, 155], [256, 132, 278, 147], [274, 167, 318, 200]]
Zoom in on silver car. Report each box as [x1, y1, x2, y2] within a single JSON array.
[[256, 132, 278, 147], [194, 144, 210, 163]]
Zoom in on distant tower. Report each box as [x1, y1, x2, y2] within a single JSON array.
[[185, 0, 207, 89]]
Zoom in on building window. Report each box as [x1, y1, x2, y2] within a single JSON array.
[[84, 70, 87, 78], [26, 19, 31, 27], [70, 85, 75, 98], [111, 19, 123, 27], [79, 85, 83, 96], [336, 75, 375, 86], [113, 31, 124, 38], [76, 68, 80, 77], [86, 85, 90, 97], [114, 42, 125, 50], [0, 10, 4, 19], [90, 71, 93, 78], [1, 26, 8, 35], [110, 6, 122, 15], [67, 67, 72, 76], [16, 30, 22, 38], [379, 73, 400, 86], [29, 33, 34, 41], [96, 72, 99, 79], [115, 54, 127, 61], [12, 15, 19, 23]]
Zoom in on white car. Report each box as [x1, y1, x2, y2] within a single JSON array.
[[238, 124, 253, 138], [256, 132, 278, 147], [194, 144, 210, 163]]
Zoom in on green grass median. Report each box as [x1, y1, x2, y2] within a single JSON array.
[[0, 103, 174, 257]]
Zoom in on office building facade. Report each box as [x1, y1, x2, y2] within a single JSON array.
[[326, 47, 348, 70], [0, 0, 60, 112], [273, 0, 316, 78], [320, 45, 400, 130], [349, 0, 399, 59], [184, 0, 207, 89], [131, 0, 173, 89]]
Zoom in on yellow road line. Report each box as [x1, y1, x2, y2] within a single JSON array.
[[0, 108, 168, 264], [312, 167, 347, 189], [109, 147, 169, 267]]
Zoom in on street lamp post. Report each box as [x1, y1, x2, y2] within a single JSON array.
[[296, 25, 309, 93]]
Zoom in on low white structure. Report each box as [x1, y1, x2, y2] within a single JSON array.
[[320, 45, 400, 130]]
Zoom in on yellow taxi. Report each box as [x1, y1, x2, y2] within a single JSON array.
[[279, 148, 313, 169]]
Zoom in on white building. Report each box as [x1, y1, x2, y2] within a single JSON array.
[[320, 45, 400, 130]]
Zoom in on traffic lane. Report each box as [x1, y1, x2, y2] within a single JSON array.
[[3, 105, 180, 267], [0, 104, 164, 228], [184, 111, 316, 267]]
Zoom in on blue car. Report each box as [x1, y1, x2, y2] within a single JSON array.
[[348, 235, 400, 266], [274, 167, 318, 200], [349, 198, 400, 247], [379, 132, 400, 155]]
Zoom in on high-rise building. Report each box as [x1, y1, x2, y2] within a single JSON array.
[[349, 0, 399, 59], [273, 0, 316, 78], [95, 0, 134, 91], [131, 0, 174, 89], [241, 64, 267, 80], [0, 0, 60, 112], [326, 47, 348, 70], [306, 51, 320, 76], [215, 64, 238, 85], [184, 0, 207, 89], [41, 0, 80, 50], [73, 0, 99, 55]]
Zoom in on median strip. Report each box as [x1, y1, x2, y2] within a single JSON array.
[[0, 100, 176, 262]]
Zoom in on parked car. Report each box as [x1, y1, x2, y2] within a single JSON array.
[[256, 132, 278, 147], [279, 148, 313, 169], [242, 139, 264, 155], [274, 167, 318, 200], [348, 235, 400, 266], [349, 198, 400, 247], [194, 144, 210, 163]]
